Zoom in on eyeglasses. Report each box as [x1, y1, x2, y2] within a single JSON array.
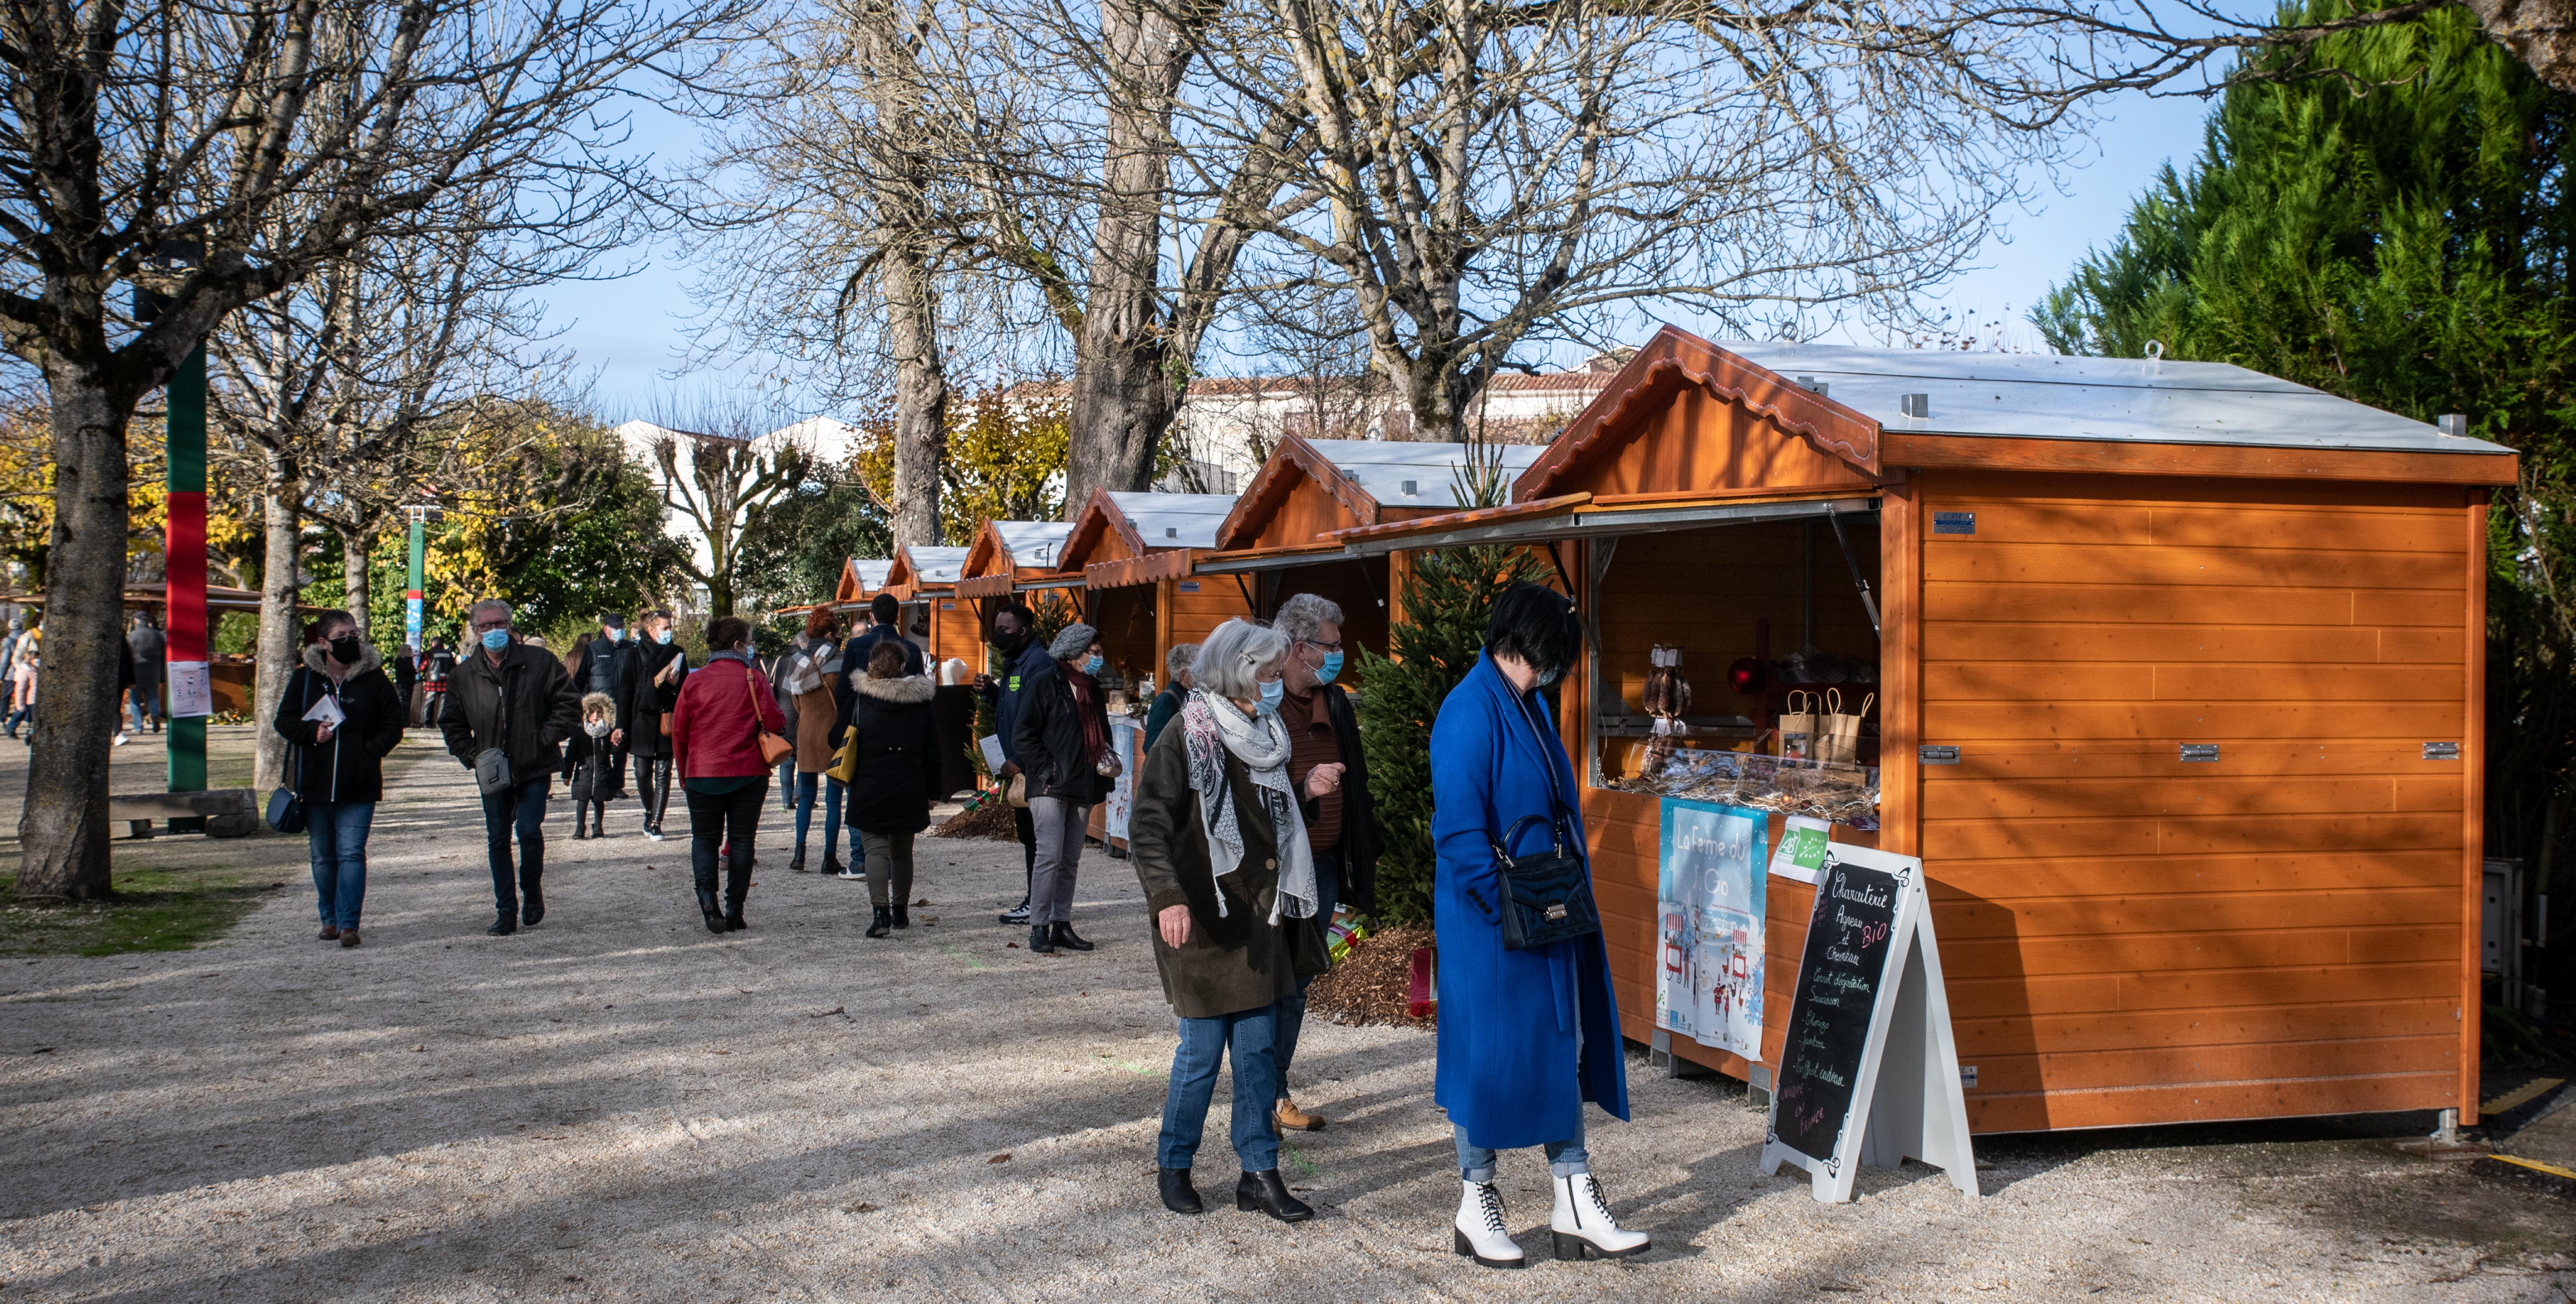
[[472, 618, 510, 632], [1298, 638, 1343, 653]]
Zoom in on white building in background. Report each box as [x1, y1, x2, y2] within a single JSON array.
[[1153, 356, 1625, 494], [611, 415, 866, 613]]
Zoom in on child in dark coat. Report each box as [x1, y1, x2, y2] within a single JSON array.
[[566, 692, 618, 838]]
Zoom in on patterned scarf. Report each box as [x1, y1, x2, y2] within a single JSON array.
[[1180, 690, 1316, 923]]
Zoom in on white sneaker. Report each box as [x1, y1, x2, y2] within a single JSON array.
[[1549, 1172, 1649, 1261], [835, 867, 865, 880], [112, 734, 128, 747], [644, 829, 666, 842], [1452, 1180, 1523, 1269]]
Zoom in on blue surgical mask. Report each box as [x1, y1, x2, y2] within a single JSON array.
[[1534, 665, 1560, 688], [655, 630, 673, 645], [1258, 678, 1284, 713], [1083, 653, 1104, 676], [1317, 651, 1344, 684], [480, 628, 510, 651]]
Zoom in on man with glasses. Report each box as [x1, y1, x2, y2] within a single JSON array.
[[1267, 592, 1383, 1134], [439, 598, 580, 935]]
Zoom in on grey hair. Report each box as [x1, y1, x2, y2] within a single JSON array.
[[1274, 592, 1344, 646], [1192, 619, 1289, 701], [468, 598, 513, 626], [1164, 642, 1198, 684]]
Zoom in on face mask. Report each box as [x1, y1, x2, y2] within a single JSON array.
[[1082, 652, 1103, 676], [994, 630, 1024, 654], [584, 718, 610, 737], [1534, 665, 1561, 688], [480, 628, 510, 651], [329, 635, 362, 666], [1316, 651, 1344, 684], [655, 630, 673, 645], [1258, 678, 1285, 713]]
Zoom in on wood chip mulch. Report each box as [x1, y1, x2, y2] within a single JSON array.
[[1305, 925, 1435, 1030], [932, 798, 1019, 841]]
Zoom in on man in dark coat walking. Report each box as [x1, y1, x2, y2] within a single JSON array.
[[440, 598, 580, 935], [975, 602, 1051, 924], [620, 608, 689, 839]]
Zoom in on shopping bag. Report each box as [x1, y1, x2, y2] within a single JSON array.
[[1776, 690, 1820, 761], [1816, 689, 1872, 766]]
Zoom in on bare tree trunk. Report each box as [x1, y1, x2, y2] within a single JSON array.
[[883, 238, 949, 550], [341, 527, 371, 636], [253, 453, 303, 793], [15, 373, 126, 899]]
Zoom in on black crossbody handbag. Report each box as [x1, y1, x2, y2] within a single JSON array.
[[1490, 812, 1600, 951]]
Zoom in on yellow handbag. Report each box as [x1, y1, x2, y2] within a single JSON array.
[[826, 720, 861, 783]]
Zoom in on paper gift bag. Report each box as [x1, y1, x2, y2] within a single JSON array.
[[1816, 689, 1873, 766], [1777, 690, 1820, 760]]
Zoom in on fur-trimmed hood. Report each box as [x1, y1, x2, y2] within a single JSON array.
[[854, 673, 935, 705], [301, 638, 383, 680]]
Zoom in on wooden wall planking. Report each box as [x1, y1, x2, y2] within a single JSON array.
[[1913, 470, 2475, 1129], [1567, 382, 1881, 500]]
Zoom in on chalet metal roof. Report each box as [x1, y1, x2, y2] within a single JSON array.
[[848, 559, 891, 591], [1714, 342, 2513, 456], [1302, 439, 1550, 508], [1106, 491, 1236, 548], [901, 546, 970, 585], [986, 520, 1075, 570]]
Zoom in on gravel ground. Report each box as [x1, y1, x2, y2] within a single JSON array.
[[2, 730, 2572, 1303]]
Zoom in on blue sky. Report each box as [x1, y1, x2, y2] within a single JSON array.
[[544, 88, 2217, 423]]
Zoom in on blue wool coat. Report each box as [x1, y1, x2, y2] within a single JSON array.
[[1431, 652, 1629, 1150]]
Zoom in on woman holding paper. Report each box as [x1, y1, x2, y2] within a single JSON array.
[[1428, 582, 1645, 1269], [270, 609, 406, 948]]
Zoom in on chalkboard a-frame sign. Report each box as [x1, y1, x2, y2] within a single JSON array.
[[1759, 842, 1980, 1203]]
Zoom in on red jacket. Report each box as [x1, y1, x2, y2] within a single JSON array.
[[671, 652, 787, 780]]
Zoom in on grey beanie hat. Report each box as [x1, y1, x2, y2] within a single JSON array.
[[1048, 623, 1099, 661]]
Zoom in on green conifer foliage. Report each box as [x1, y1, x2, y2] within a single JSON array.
[[1356, 543, 1544, 926]]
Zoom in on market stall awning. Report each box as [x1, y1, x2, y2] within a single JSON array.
[[1084, 549, 1194, 590], [1326, 491, 1879, 555], [1191, 543, 1364, 575]]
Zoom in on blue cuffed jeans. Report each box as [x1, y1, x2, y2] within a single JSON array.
[[1272, 846, 1342, 1098], [1455, 1116, 1589, 1184], [306, 800, 375, 930], [1158, 1005, 1281, 1173], [793, 771, 861, 864]]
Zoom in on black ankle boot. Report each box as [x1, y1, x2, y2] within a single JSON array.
[[724, 909, 747, 932], [1028, 924, 1056, 954], [1159, 1167, 1204, 1215], [521, 885, 544, 928], [867, 906, 892, 939], [1235, 1170, 1312, 1222], [697, 886, 724, 933], [789, 847, 808, 873], [892, 904, 910, 929], [1052, 922, 1094, 952], [487, 912, 517, 936], [571, 824, 588, 841]]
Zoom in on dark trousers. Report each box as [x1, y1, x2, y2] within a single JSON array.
[[634, 753, 672, 831], [481, 776, 549, 916], [1273, 846, 1343, 1098], [686, 778, 767, 914], [1012, 804, 1037, 897]]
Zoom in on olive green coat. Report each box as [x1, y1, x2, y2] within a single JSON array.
[[1129, 721, 1328, 1019]]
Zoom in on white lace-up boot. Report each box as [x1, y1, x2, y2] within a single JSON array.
[[1549, 1172, 1651, 1260], [1452, 1180, 1524, 1269]]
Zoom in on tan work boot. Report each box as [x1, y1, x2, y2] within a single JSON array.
[[1274, 1095, 1326, 1132]]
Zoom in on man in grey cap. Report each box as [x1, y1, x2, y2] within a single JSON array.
[[1007, 621, 1117, 954]]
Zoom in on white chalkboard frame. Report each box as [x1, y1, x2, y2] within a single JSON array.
[[1759, 842, 1980, 1204]]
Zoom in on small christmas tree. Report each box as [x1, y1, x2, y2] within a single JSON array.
[[1357, 541, 1543, 926]]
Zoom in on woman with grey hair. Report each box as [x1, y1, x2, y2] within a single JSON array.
[[1128, 617, 1329, 1222], [1144, 641, 1196, 753], [1010, 622, 1119, 954]]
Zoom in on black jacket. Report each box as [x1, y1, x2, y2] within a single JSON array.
[[620, 640, 689, 758], [391, 652, 417, 702], [439, 640, 579, 783], [1010, 657, 1113, 805], [834, 622, 925, 728], [835, 673, 942, 834], [1305, 684, 1381, 914], [578, 636, 637, 703], [271, 642, 406, 803]]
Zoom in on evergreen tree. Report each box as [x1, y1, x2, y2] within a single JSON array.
[[1357, 543, 1545, 926], [2035, 3, 2576, 989]]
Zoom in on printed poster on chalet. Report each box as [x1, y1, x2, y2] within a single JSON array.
[[1656, 798, 1767, 1061]]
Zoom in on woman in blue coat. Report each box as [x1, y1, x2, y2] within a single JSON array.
[[1431, 582, 1649, 1269]]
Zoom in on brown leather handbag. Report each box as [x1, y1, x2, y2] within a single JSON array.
[[743, 666, 794, 766]]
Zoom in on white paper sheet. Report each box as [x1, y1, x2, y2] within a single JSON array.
[[977, 734, 1005, 772], [167, 661, 212, 718], [301, 694, 345, 726]]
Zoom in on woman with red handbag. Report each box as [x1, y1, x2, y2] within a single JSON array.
[[670, 616, 790, 933]]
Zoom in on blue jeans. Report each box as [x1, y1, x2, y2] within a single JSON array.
[[125, 687, 161, 731], [1272, 847, 1342, 1097], [793, 771, 860, 864], [1455, 1117, 1589, 1184], [1158, 1005, 1281, 1173], [306, 800, 375, 929], [776, 757, 796, 810], [480, 776, 549, 915]]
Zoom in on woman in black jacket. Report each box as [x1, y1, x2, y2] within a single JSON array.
[[1010, 622, 1117, 955], [270, 609, 406, 947], [836, 640, 942, 938]]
